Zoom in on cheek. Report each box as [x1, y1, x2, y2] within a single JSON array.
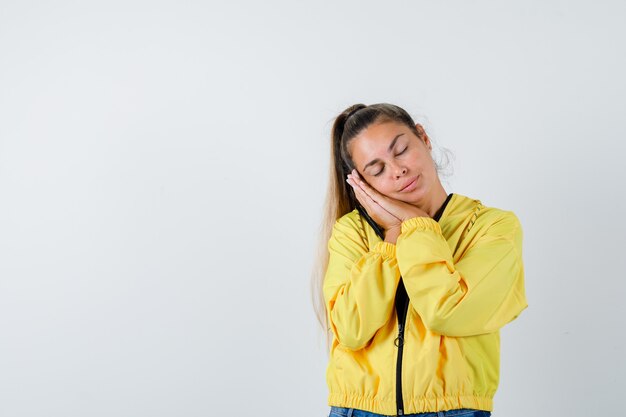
[[372, 181, 394, 197], [412, 153, 435, 172]]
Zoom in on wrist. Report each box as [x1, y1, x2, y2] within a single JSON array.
[[384, 226, 401, 244]]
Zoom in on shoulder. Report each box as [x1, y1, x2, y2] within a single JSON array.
[[328, 209, 369, 254], [333, 208, 365, 236], [451, 193, 521, 234], [474, 202, 522, 241]]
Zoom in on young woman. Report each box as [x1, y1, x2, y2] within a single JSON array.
[[312, 103, 528, 417]]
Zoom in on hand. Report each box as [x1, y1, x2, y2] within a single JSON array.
[[346, 169, 430, 232], [346, 169, 401, 232]]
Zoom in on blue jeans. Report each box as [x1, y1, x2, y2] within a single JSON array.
[[328, 406, 492, 417]]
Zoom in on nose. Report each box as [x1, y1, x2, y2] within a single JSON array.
[[394, 165, 407, 178]]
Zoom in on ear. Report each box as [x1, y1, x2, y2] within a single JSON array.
[[414, 123, 432, 151]]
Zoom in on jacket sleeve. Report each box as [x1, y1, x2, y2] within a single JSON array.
[[395, 211, 528, 337], [323, 214, 401, 350]]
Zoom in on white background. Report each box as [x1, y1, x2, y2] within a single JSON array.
[[1, 1, 625, 416]]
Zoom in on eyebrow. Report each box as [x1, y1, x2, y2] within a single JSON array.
[[362, 133, 405, 171]]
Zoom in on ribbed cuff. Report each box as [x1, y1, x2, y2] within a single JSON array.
[[401, 216, 442, 234], [372, 241, 396, 260]]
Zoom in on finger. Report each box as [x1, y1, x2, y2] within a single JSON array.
[[352, 180, 373, 208], [349, 174, 395, 217], [346, 177, 367, 208], [350, 172, 403, 221], [348, 176, 373, 209], [349, 174, 380, 208], [351, 170, 389, 206], [352, 180, 399, 220], [351, 170, 382, 201], [351, 170, 410, 220]]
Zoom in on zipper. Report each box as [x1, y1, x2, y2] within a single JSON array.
[[394, 279, 410, 416], [356, 193, 454, 417]]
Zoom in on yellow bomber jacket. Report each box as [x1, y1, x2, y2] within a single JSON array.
[[323, 193, 528, 415]]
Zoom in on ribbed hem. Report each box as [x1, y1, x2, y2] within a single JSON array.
[[328, 392, 494, 415], [403, 394, 494, 414], [328, 392, 396, 416], [401, 216, 442, 235], [372, 241, 396, 260]]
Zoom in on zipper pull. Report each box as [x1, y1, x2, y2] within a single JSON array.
[[394, 323, 404, 347]]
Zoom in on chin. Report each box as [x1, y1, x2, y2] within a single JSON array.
[[396, 194, 418, 205], [404, 190, 426, 205]]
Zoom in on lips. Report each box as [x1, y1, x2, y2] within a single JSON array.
[[399, 176, 418, 192]]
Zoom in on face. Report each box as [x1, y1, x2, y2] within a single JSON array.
[[348, 120, 438, 204]]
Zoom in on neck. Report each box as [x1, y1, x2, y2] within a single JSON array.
[[422, 182, 449, 218]]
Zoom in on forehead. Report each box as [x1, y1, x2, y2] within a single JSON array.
[[350, 121, 408, 161]]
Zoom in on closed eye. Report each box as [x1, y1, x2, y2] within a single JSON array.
[[373, 147, 408, 176]]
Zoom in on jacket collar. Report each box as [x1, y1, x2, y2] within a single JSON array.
[[439, 193, 482, 223]]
